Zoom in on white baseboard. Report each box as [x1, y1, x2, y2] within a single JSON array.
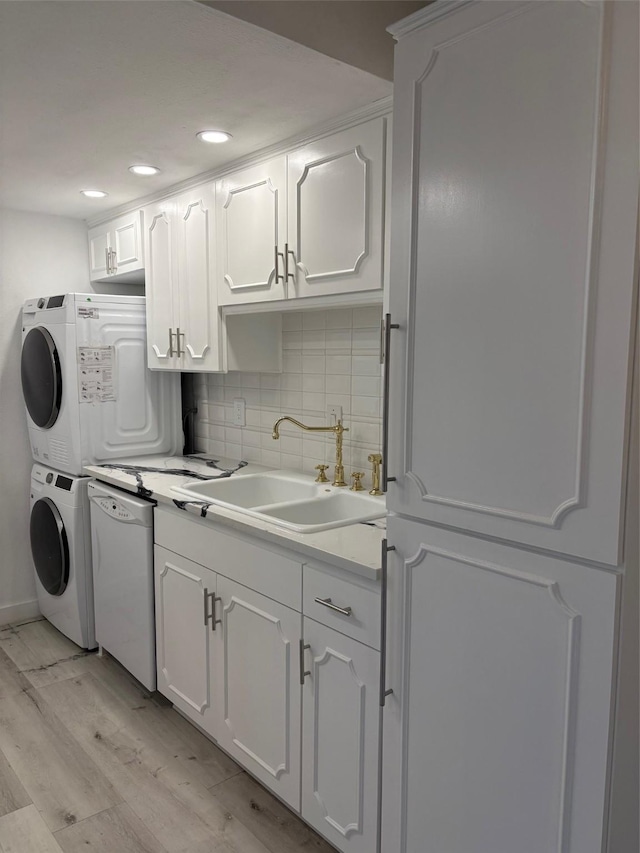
[[0, 599, 41, 627]]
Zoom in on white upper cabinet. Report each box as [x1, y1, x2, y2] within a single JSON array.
[[216, 158, 287, 305], [386, 0, 639, 565], [216, 117, 389, 307], [288, 118, 387, 299], [88, 210, 144, 283], [144, 189, 223, 372]]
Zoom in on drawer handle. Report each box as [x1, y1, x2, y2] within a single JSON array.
[[314, 597, 352, 617]]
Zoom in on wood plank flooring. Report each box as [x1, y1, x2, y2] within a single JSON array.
[[0, 618, 334, 853]]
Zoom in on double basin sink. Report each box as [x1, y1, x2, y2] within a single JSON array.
[[172, 470, 386, 534]]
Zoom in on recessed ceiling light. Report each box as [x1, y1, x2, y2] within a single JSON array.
[[80, 189, 108, 198], [129, 164, 161, 176], [196, 130, 232, 144]]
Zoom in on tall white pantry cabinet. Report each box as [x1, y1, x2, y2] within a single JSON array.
[[382, 3, 638, 853]]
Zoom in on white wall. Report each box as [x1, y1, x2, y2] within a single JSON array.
[[0, 209, 104, 623], [193, 306, 383, 487]]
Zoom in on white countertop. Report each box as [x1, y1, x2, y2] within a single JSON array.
[[83, 454, 386, 580]]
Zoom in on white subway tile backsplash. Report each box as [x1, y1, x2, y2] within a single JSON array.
[[282, 311, 303, 331], [326, 354, 351, 374], [325, 307, 353, 329], [281, 373, 303, 391], [325, 329, 351, 350], [302, 310, 326, 330], [283, 354, 302, 373], [352, 375, 381, 397], [302, 354, 325, 374], [281, 390, 303, 410], [283, 331, 303, 350], [353, 306, 383, 328], [352, 395, 380, 418], [303, 329, 326, 350], [302, 391, 325, 412], [304, 373, 325, 393], [260, 373, 282, 390], [352, 355, 381, 376], [326, 374, 351, 395], [352, 327, 380, 351], [193, 306, 383, 474]]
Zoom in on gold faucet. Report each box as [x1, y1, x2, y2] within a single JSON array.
[[368, 453, 383, 496], [272, 416, 349, 487]]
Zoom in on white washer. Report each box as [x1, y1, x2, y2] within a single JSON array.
[[30, 464, 96, 650], [21, 293, 181, 476]]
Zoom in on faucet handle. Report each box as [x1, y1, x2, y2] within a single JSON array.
[[368, 453, 383, 496], [350, 472, 365, 491], [315, 464, 330, 483]]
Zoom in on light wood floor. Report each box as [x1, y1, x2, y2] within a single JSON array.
[[0, 617, 334, 853]]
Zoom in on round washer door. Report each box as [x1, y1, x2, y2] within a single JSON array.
[[30, 497, 70, 596], [21, 327, 63, 429]]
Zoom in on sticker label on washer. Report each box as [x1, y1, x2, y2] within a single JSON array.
[[77, 306, 99, 319], [77, 346, 116, 402]]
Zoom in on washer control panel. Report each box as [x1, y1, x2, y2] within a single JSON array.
[[92, 496, 136, 521]]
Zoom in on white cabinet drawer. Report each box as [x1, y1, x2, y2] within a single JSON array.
[[303, 563, 380, 650], [155, 506, 302, 611]]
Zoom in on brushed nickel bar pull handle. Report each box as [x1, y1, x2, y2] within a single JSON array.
[[211, 595, 222, 632], [299, 639, 311, 685], [275, 245, 285, 283], [105, 247, 111, 274], [203, 587, 214, 626], [314, 596, 352, 617], [110, 248, 117, 274], [285, 243, 296, 281], [176, 327, 185, 357], [381, 313, 399, 491], [168, 328, 175, 357], [379, 539, 395, 707]]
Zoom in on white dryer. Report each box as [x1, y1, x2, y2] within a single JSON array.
[[21, 293, 181, 476], [29, 464, 96, 650]]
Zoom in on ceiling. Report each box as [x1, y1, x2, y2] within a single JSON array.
[[200, 1, 430, 80], [0, 0, 398, 221]]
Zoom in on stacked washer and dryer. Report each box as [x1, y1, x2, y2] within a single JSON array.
[[21, 293, 180, 651]]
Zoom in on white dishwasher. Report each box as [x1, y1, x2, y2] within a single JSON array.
[[88, 480, 156, 690]]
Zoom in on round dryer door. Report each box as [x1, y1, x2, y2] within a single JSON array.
[[30, 497, 69, 596], [21, 326, 62, 429]]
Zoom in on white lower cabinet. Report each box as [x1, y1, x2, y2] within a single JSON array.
[[154, 545, 217, 737], [382, 516, 621, 853], [215, 576, 301, 811], [301, 617, 380, 853], [153, 508, 381, 852]]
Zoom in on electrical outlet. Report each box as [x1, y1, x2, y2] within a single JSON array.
[[327, 404, 342, 424], [232, 398, 246, 427]]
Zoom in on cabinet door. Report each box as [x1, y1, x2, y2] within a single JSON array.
[[154, 545, 217, 737], [143, 200, 179, 370], [301, 618, 380, 853], [216, 158, 287, 305], [382, 515, 620, 853], [88, 226, 110, 281], [175, 188, 223, 372], [386, 0, 638, 565], [287, 118, 387, 299], [110, 210, 144, 277], [216, 576, 301, 811]]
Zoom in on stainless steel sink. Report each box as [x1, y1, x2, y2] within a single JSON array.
[[171, 471, 386, 532]]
